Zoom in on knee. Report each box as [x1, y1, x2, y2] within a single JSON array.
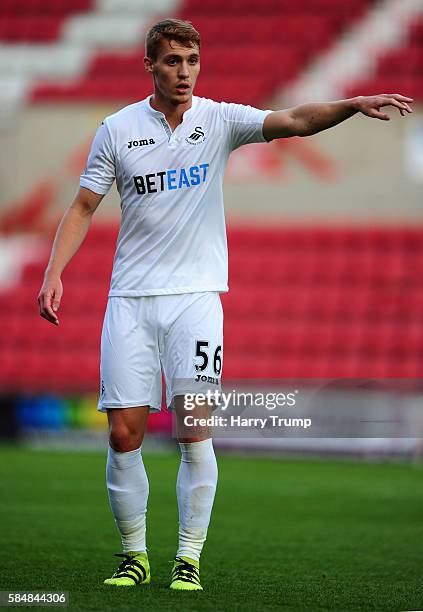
[[109, 424, 142, 452]]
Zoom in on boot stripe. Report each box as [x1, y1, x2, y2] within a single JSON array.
[[115, 564, 146, 582]]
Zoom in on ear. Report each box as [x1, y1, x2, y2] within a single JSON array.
[[144, 56, 153, 74]]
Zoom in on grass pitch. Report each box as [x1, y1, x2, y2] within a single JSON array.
[[0, 447, 422, 611]]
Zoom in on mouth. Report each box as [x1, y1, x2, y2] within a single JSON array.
[[175, 83, 190, 94]]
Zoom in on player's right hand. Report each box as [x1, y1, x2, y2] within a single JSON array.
[[37, 276, 63, 326]]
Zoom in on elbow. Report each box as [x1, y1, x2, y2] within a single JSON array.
[[71, 188, 103, 217], [70, 198, 96, 218]]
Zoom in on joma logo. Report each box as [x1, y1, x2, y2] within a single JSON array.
[[128, 138, 155, 149], [195, 374, 219, 385]]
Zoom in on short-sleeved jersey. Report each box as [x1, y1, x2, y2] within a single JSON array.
[[80, 95, 271, 296]]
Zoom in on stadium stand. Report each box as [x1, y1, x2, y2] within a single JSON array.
[[0, 0, 166, 109], [1, 225, 423, 395], [346, 16, 423, 100], [279, 0, 423, 106], [0, 0, 422, 398], [0, 0, 93, 43], [27, 0, 374, 104], [2, 0, 421, 107]]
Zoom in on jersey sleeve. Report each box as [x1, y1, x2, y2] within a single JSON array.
[[80, 119, 116, 195], [219, 102, 272, 151]]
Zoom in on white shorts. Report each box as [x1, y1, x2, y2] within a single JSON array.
[[98, 292, 223, 412]]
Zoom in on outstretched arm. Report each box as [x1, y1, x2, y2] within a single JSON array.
[[263, 94, 413, 140], [37, 187, 103, 326]]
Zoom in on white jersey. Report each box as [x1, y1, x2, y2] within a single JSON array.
[[80, 95, 271, 296]]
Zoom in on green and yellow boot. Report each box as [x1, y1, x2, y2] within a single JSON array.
[[104, 552, 150, 586], [170, 556, 202, 591]]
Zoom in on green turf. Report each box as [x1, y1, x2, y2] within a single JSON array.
[[0, 447, 422, 611]]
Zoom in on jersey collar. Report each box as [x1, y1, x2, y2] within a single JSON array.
[[143, 95, 198, 119]]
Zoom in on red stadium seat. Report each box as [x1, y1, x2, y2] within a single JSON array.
[[29, 0, 376, 103], [345, 16, 423, 102], [3, 219, 423, 390]]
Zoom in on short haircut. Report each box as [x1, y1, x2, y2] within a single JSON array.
[[145, 18, 201, 61]]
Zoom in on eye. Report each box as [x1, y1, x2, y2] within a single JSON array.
[[167, 59, 177, 66], [189, 57, 199, 64]]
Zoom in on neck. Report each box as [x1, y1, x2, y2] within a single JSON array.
[[149, 91, 193, 131]]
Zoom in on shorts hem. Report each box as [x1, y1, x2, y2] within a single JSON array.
[[98, 402, 161, 414]]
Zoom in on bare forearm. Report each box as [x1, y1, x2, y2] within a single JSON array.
[[263, 94, 413, 140], [44, 202, 93, 279], [39, 187, 102, 325], [290, 98, 358, 136]]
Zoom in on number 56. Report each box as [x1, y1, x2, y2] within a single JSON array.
[[195, 341, 222, 375]]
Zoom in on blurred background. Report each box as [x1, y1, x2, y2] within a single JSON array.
[[1, 2, 423, 610], [0, 0, 422, 456]]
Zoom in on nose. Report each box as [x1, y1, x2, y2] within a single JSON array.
[[178, 61, 190, 78]]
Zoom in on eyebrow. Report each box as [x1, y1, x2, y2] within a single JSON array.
[[163, 53, 199, 60]]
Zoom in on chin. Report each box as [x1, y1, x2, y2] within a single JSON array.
[[171, 93, 191, 104]]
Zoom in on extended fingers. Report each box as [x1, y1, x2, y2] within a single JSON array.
[[387, 93, 413, 102], [380, 94, 413, 113], [379, 98, 410, 112]]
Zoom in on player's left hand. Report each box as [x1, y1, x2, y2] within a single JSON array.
[[355, 94, 413, 120]]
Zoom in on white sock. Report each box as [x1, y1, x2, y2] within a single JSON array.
[[176, 438, 218, 562], [106, 444, 149, 553]]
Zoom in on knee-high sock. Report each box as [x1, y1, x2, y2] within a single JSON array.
[[176, 438, 218, 561], [106, 444, 149, 553]]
